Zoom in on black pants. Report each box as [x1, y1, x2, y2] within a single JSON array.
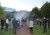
[[48, 24, 50, 28], [37, 21, 38, 25], [1, 24, 4, 30], [30, 27, 33, 33], [5, 24, 8, 31], [40, 22, 41, 26], [43, 26, 47, 33]]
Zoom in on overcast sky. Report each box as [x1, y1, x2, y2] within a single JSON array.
[[0, 0, 50, 11]]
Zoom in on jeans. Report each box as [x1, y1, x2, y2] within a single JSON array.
[[13, 27, 16, 34], [43, 26, 47, 33], [5, 24, 8, 31]]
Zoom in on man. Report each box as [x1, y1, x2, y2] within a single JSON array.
[[1, 18, 4, 30], [43, 17, 47, 33], [12, 18, 17, 34], [5, 18, 9, 31]]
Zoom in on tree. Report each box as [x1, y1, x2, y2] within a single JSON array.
[[41, 2, 50, 18], [0, 6, 6, 18], [12, 11, 17, 14], [30, 7, 41, 19]]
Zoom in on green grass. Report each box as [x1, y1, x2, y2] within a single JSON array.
[[33, 21, 50, 35], [0, 28, 15, 35], [33, 27, 50, 35]]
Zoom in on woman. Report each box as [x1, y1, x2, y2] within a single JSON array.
[[40, 19, 42, 26], [5, 18, 9, 31], [29, 19, 34, 34]]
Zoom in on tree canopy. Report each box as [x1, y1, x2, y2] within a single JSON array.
[[41, 2, 50, 18], [0, 6, 6, 18], [29, 2, 50, 19]]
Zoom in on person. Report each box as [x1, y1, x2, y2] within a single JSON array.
[[40, 19, 42, 26], [1, 18, 4, 30], [5, 18, 9, 31], [26, 19, 29, 28], [29, 19, 34, 34], [46, 19, 49, 28], [17, 19, 20, 29], [12, 18, 17, 34], [37, 18, 38, 25], [43, 17, 47, 33]]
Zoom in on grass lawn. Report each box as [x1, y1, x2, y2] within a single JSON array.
[[33, 21, 50, 35], [0, 21, 1, 26], [33, 27, 50, 35], [0, 28, 15, 35]]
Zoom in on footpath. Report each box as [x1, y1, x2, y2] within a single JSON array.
[[16, 26, 33, 35]]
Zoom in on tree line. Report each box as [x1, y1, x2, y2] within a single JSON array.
[[29, 2, 50, 19]]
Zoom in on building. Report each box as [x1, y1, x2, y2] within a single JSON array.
[[3, 7, 16, 12]]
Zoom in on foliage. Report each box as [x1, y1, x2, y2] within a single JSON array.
[[32, 7, 41, 18], [41, 2, 50, 18], [29, 7, 41, 20], [0, 6, 6, 18], [12, 11, 17, 14], [6, 13, 14, 18]]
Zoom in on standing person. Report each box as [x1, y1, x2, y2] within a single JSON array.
[[26, 19, 29, 29], [43, 17, 47, 33], [12, 18, 17, 34], [40, 19, 42, 26], [1, 18, 4, 30], [5, 18, 9, 31], [17, 19, 20, 29], [47, 19, 49, 28], [29, 19, 34, 34], [37, 18, 38, 25]]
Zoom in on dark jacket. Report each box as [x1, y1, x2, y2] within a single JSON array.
[[43, 19, 47, 27], [1, 20, 4, 25], [12, 20, 18, 28]]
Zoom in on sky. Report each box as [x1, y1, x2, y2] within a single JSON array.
[[0, 0, 50, 11]]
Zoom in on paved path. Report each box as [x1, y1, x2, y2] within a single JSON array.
[[16, 26, 33, 35]]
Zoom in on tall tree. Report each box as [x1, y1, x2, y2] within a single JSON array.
[[31, 7, 41, 18], [41, 2, 50, 18]]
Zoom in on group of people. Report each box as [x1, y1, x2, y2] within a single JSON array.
[[42, 17, 50, 33], [0, 18, 20, 34], [26, 17, 50, 34], [0, 17, 50, 35], [36, 17, 50, 33], [1, 18, 9, 31]]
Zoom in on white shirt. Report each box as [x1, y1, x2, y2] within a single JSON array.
[[29, 21, 34, 27], [6, 19, 9, 24]]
